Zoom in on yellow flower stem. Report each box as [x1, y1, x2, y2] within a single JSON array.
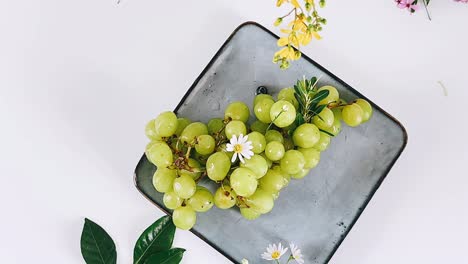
[[280, 8, 296, 19]]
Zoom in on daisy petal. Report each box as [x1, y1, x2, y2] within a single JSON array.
[[230, 135, 238, 145], [239, 154, 245, 163], [238, 134, 244, 143], [231, 153, 238, 163], [242, 135, 249, 142], [226, 144, 234, 151]]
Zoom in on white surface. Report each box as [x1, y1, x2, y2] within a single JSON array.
[[1, 0, 467, 263]]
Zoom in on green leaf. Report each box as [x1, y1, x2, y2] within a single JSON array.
[[310, 76, 317, 86], [134, 216, 176, 264], [309, 104, 327, 119], [143, 248, 185, 264], [310, 90, 329, 105], [294, 92, 304, 109], [293, 84, 303, 97], [81, 218, 117, 264], [295, 112, 305, 127], [319, 129, 335, 137], [310, 77, 318, 91]]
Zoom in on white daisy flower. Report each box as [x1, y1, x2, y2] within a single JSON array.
[[241, 259, 249, 264], [289, 243, 304, 264], [226, 134, 254, 163], [261, 242, 288, 261]]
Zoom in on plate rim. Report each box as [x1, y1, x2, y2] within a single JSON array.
[[134, 21, 408, 264]]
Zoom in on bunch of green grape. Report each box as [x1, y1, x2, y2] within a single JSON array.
[[144, 78, 372, 230]]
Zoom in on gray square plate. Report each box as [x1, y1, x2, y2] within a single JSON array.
[[134, 22, 407, 264]]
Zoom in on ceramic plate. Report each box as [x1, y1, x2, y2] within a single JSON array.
[[134, 22, 407, 264]]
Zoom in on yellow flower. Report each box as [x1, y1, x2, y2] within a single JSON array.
[[312, 31, 322, 40], [276, 0, 287, 7], [274, 47, 291, 59], [277, 0, 300, 7], [277, 37, 289, 47], [290, 0, 301, 8]]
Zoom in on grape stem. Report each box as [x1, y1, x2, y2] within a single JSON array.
[[214, 120, 229, 148], [195, 171, 208, 183], [185, 146, 192, 159]]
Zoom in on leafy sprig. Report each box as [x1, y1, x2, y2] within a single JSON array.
[[293, 76, 329, 125]]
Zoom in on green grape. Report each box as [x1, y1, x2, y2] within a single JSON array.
[[240, 154, 268, 179], [217, 144, 234, 162], [260, 153, 273, 168], [291, 168, 310, 179], [342, 103, 364, 127], [146, 142, 173, 168], [355, 99, 372, 122], [299, 147, 321, 169], [322, 118, 342, 136], [246, 188, 274, 214], [154, 111, 178, 137], [254, 98, 274, 123], [292, 123, 320, 148], [283, 137, 295, 151], [259, 169, 285, 193], [313, 132, 331, 152], [272, 165, 291, 187], [173, 205, 196, 230], [180, 122, 208, 144], [240, 207, 261, 220], [250, 120, 269, 134], [230, 168, 258, 197], [178, 158, 202, 180], [206, 152, 231, 181], [195, 135, 215, 155], [265, 141, 285, 161], [225, 101, 250, 123], [152, 168, 177, 193], [214, 185, 237, 209], [225, 120, 247, 139], [254, 94, 274, 106], [247, 131, 266, 154], [145, 119, 162, 141], [207, 118, 225, 136], [317, 86, 339, 105], [277, 87, 299, 109], [331, 107, 343, 121], [265, 130, 284, 143], [280, 150, 305, 174], [173, 175, 196, 199], [187, 186, 214, 212], [312, 107, 334, 129], [145, 140, 158, 153], [270, 100, 296, 128], [174, 118, 191, 136], [163, 190, 183, 209]]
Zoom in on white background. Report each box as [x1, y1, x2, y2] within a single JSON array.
[[1, 0, 467, 263]]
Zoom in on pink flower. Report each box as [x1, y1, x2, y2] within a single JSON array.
[[454, 0, 468, 3], [395, 0, 419, 13]]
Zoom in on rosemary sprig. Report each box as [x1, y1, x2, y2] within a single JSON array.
[[293, 76, 328, 124]]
